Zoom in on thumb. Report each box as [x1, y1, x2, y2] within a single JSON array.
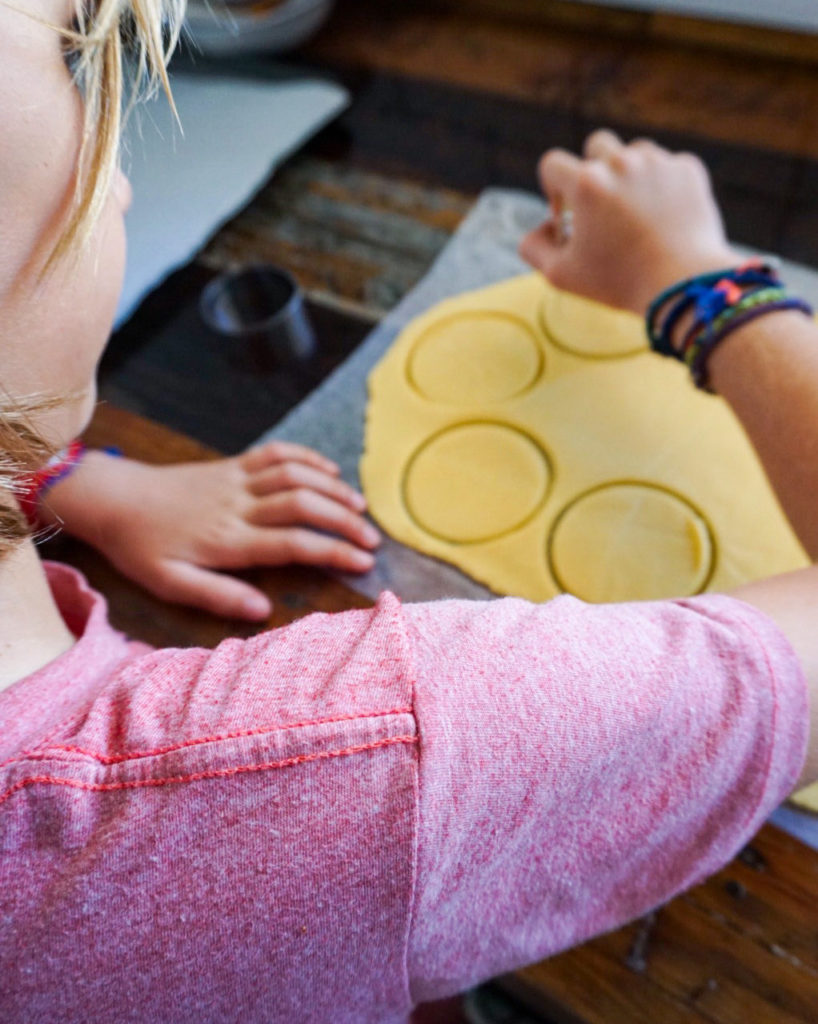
[[149, 559, 273, 621], [519, 219, 565, 279]]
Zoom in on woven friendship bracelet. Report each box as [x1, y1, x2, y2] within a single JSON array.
[[16, 439, 88, 529], [16, 442, 123, 531], [680, 285, 789, 364], [689, 296, 814, 391]]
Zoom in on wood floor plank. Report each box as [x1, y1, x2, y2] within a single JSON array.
[[201, 158, 471, 317], [305, 0, 818, 160], [504, 936, 714, 1024], [298, 72, 818, 265], [500, 826, 818, 1024], [434, 0, 818, 64], [590, 896, 817, 1024]]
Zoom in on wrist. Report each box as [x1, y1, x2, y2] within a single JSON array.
[[36, 448, 129, 540], [636, 246, 741, 315], [17, 440, 88, 531], [645, 260, 814, 392]]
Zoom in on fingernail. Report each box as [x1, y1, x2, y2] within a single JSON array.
[[242, 595, 271, 619], [363, 525, 380, 546], [352, 492, 368, 510], [352, 551, 375, 570]]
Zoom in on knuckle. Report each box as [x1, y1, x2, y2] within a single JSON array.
[[264, 441, 286, 460], [278, 464, 303, 489], [328, 544, 352, 568], [341, 510, 362, 535], [245, 498, 266, 526], [630, 137, 659, 155], [335, 483, 357, 506], [617, 148, 647, 175], [584, 128, 612, 154], [575, 164, 608, 200], [290, 488, 314, 517], [676, 150, 707, 176], [290, 528, 321, 562], [276, 532, 300, 562]]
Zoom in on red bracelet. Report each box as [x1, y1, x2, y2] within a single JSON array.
[[16, 439, 88, 529]]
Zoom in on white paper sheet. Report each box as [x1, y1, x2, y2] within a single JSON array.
[[117, 69, 348, 324]]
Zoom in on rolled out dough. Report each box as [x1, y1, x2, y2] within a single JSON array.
[[360, 272, 817, 811], [362, 271, 807, 601]]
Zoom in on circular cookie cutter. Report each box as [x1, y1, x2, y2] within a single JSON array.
[[539, 287, 647, 360], [408, 312, 544, 404], [547, 481, 716, 602], [403, 422, 552, 545]]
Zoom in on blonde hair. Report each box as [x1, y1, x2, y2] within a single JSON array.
[[56, 0, 186, 263], [0, 0, 185, 553]]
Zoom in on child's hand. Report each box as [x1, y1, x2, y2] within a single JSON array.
[[40, 443, 380, 621], [520, 129, 740, 314]]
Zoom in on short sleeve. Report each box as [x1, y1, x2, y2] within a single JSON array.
[[401, 593, 808, 1002]]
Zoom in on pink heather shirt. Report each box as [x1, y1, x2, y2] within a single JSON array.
[[0, 562, 808, 1022]]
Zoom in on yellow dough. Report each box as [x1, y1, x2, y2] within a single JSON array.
[[404, 423, 550, 544], [360, 272, 815, 810], [548, 483, 714, 602]]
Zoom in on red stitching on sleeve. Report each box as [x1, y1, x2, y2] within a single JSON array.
[[0, 706, 95, 770], [0, 734, 418, 808], [1, 706, 414, 769]]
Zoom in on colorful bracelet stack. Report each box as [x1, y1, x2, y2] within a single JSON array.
[[646, 259, 814, 391]]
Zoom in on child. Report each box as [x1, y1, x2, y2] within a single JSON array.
[[1, 3, 817, 1022]]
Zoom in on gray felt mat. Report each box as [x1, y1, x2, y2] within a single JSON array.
[[257, 188, 552, 602]]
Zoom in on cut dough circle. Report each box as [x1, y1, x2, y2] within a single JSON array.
[[409, 312, 543, 404], [540, 288, 646, 359], [403, 423, 550, 544], [549, 483, 714, 602]]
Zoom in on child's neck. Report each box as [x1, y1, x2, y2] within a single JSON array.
[[0, 539, 76, 693]]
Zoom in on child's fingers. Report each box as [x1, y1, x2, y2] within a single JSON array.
[[583, 128, 626, 165], [248, 490, 380, 550], [148, 559, 272, 621], [246, 462, 366, 511], [519, 220, 566, 278], [537, 148, 583, 210], [247, 528, 376, 574], [240, 440, 339, 476]]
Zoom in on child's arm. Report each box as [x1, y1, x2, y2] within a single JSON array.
[[521, 130, 818, 559], [521, 129, 818, 789], [37, 442, 379, 621]]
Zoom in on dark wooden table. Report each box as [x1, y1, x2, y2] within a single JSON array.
[[52, 2, 818, 1020]]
